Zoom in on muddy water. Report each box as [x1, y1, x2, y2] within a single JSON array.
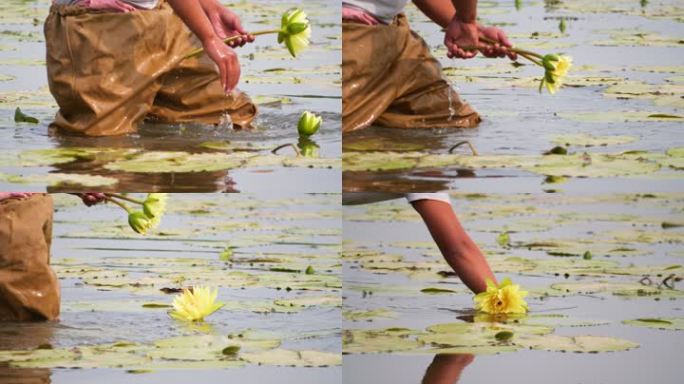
[[343, 0, 683, 191], [0, 193, 342, 383], [0, 0, 341, 192]]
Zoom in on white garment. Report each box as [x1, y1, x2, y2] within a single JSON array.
[[405, 193, 452, 205], [344, 0, 410, 24], [54, 0, 158, 9]]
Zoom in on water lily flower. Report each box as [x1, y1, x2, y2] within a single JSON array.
[[143, 193, 167, 227], [474, 278, 528, 314], [169, 286, 225, 322], [540, 54, 572, 94], [128, 211, 152, 234], [278, 8, 311, 58], [476, 36, 572, 95], [297, 111, 322, 137]]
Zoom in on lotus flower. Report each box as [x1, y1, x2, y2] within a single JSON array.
[[474, 278, 528, 314], [169, 286, 225, 322], [278, 8, 311, 58]]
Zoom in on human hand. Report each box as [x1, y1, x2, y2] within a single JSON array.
[[78, 193, 107, 207], [201, 35, 241, 94], [444, 18, 482, 59], [203, 2, 254, 47], [342, 6, 381, 25], [0, 193, 35, 202], [479, 26, 517, 60], [76, 0, 137, 12]]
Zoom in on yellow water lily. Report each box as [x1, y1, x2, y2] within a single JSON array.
[[540, 54, 573, 94], [477, 36, 572, 95], [474, 278, 528, 314], [169, 286, 225, 322], [143, 193, 167, 227], [278, 8, 311, 58], [297, 110, 322, 137], [128, 211, 152, 234]]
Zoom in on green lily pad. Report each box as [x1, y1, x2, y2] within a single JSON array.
[[14, 107, 38, 123], [273, 295, 341, 308], [343, 308, 395, 321], [240, 349, 341, 367], [343, 328, 422, 354], [515, 334, 639, 353], [557, 111, 683, 123], [0, 172, 118, 187], [551, 281, 684, 299], [623, 317, 684, 330], [551, 134, 637, 147]]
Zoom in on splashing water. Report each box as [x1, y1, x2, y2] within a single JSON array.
[[444, 58, 461, 121], [217, 110, 233, 130]]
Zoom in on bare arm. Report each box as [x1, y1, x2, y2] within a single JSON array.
[[410, 199, 496, 293], [412, 0, 456, 28], [451, 0, 477, 23], [416, 0, 514, 60], [167, 0, 240, 93]]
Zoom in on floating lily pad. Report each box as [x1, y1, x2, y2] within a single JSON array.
[[515, 334, 639, 353], [240, 349, 341, 367], [623, 317, 684, 330], [0, 172, 118, 187], [343, 308, 395, 321], [551, 134, 637, 147], [343, 328, 422, 354]]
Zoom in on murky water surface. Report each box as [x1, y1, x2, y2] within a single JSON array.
[[0, 0, 341, 192]]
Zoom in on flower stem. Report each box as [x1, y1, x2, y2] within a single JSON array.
[[518, 52, 542, 66], [479, 36, 544, 60], [184, 29, 283, 60], [106, 193, 145, 205], [105, 196, 132, 213]]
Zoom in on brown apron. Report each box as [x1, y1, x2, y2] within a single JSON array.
[[44, 1, 257, 136], [342, 14, 481, 133], [0, 195, 60, 321]]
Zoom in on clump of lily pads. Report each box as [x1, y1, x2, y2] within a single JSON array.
[[103, 193, 168, 234]]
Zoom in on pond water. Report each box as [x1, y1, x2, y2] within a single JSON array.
[[343, 187, 684, 383], [343, 0, 683, 192], [0, 193, 342, 383], [0, 0, 341, 192]]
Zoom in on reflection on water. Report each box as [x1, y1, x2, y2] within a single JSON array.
[[0, 322, 57, 384], [422, 354, 474, 384]]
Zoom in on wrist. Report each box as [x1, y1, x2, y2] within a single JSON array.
[[200, 33, 221, 46], [454, 9, 476, 24]]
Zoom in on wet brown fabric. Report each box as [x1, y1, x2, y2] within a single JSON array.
[[0, 195, 60, 321], [44, 1, 257, 136], [342, 14, 481, 133]]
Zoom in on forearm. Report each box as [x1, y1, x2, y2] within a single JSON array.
[[412, 0, 456, 28], [411, 199, 495, 293], [167, 0, 216, 44], [451, 0, 477, 23], [197, 0, 221, 17]]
